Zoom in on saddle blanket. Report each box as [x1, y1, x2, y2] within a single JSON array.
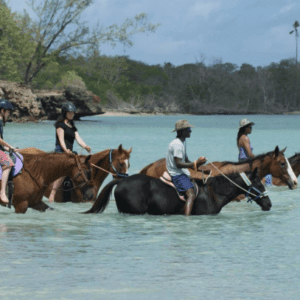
[[160, 171, 199, 202], [0, 153, 23, 180]]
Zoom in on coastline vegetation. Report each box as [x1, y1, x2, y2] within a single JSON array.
[[1, 0, 300, 114]]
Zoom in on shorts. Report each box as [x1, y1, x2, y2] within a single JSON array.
[[0, 151, 15, 169], [171, 174, 194, 193]]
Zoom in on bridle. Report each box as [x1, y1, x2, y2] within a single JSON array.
[[240, 172, 268, 203], [90, 149, 129, 179], [108, 149, 128, 178]]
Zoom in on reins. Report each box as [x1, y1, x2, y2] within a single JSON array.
[[202, 158, 268, 202]]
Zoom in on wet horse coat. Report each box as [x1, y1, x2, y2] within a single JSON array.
[[84, 169, 272, 215]]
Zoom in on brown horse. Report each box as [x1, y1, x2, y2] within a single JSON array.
[[272, 152, 300, 186], [139, 146, 298, 189], [0, 153, 95, 213], [20, 144, 132, 203]]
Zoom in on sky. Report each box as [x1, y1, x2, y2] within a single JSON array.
[[7, 0, 300, 68]]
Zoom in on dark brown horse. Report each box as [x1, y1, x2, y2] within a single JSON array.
[[139, 146, 297, 189], [272, 152, 300, 186], [0, 153, 95, 213], [20, 144, 132, 203]]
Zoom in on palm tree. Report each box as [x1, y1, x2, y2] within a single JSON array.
[[290, 21, 300, 107], [290, 21, 299, 66]]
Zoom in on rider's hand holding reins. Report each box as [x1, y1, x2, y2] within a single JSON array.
[[194, 157, 207, 172]]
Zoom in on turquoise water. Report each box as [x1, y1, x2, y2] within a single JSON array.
[[0, 114, 300, 299]]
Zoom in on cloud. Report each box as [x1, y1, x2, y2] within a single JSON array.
[[188, 1, 222, 18], [272, 3, 298, 17]]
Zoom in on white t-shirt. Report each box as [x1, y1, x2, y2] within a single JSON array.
[[166, 138, 190, 177]]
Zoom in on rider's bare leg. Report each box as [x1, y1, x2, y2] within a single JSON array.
[[184, 188, 196, 216], [0, 166, 12, 204], [48, 176, 65, 202]]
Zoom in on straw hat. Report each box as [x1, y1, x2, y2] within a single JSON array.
[[172, 119, 194, 132], [239, 118, 255, 129]]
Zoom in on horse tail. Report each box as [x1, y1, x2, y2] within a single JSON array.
[[83, 179, 121, 214], [139, 162, 155, 174]]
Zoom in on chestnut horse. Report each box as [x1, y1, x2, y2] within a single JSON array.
[[272, 152, 300, 186], [20, 145, 132, 203], [139, 146, 297, 190], [0, 153, 95, 213]]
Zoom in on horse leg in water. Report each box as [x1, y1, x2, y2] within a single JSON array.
[[14, 201, 29, 214], [30, 201, 53, 212]]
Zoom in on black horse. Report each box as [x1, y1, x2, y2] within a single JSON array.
[[84, 168, 272, 215]]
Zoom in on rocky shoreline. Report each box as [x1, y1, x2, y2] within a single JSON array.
[[1, 80, 299, 122], [0, 80, 104, 122]]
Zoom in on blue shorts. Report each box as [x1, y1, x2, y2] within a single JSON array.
[[265, 174, 273, 186], [171, 174, 194, 193]]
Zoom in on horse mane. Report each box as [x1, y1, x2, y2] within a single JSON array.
[[194, 171, 242, 187], [289, 152, 300, 164], [220, 150, 275, 167]]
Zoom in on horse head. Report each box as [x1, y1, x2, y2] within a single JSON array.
[[243, 168, 272, 211], [70, 154, 97, 201], [109, 144, 132, 179], [269, 146, 297, 190]]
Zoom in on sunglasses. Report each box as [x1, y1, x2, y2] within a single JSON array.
[[186, 127, 192, 132]]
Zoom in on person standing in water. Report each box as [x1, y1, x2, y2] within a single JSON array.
[[48, 103, 91, 202]]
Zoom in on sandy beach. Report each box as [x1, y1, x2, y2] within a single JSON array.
[[99, 110, 174, 117]]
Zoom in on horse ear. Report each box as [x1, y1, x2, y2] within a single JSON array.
[[273, 146, 280, 158], [118, 144, 123, 153], [128, 147, 132, 154], [250, 167, 258, 180], [280, 147, 287, 154]]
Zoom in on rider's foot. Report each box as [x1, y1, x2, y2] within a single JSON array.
[[0, 194, 9, 204]]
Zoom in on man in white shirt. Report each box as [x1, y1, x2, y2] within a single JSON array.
[[166, 119, 206, 216]]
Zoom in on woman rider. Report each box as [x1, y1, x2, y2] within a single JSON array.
[[48, 103, 91, 202], [0, 99, 20, 205], [237, 118, 272, 186]]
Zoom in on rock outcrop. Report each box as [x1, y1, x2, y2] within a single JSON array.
[[0, 80, 104, 122]]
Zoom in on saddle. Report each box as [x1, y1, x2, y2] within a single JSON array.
[[160, 171, 199, 202]]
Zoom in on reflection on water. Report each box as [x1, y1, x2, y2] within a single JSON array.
[[0, 115, 300, 299]]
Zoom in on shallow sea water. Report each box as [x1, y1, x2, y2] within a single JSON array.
[[0, 114, 300, 299]]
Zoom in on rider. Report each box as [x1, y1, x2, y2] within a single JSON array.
[[48, 102, 91, 202], [237, 118, 272, 186], [166, 119, 207, 216], [0, 99, 19, 205]]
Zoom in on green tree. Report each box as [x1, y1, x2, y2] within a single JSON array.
[[19, 0, 159, 84], [0, 2, 35, 81]]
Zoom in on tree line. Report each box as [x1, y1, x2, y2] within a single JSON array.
[[1, 0, 299, 114]]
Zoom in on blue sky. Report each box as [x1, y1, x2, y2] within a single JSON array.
[[7, 0, 300, 68]]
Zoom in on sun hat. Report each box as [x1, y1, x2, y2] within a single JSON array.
[[172, 119, 194, 132], [239, 118, 255, 129]]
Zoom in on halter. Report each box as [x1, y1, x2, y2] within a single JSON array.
[[240, 172, 269, 203], [109, 149, 128, 178]]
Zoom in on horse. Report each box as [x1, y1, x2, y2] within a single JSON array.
[[20, 144, 132, 203], [272, 152, 300, 186], [139, 146, 298, 190], [84, 168, 272, 215], [0, 152, 95, 213]]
